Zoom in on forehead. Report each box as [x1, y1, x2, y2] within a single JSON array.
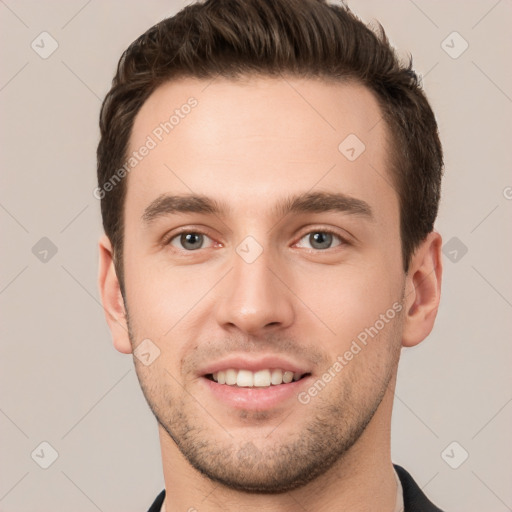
[[125, 76, 397, 225]]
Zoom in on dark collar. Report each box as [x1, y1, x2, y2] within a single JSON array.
[[147, 488, 165, 512], [394, 464, 445, 511]]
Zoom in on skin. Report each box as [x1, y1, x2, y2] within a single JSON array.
[[98, 76, 442, 512]]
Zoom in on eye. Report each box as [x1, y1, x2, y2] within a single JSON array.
[[295, 230, 345, 250], [168, 232, 214, 251]]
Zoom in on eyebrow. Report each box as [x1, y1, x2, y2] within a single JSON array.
[[141, 191, 374, 225]]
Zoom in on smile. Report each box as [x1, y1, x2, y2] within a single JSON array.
[[207, 368, 310, 387]]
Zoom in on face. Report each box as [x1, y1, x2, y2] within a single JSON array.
[[117, 76, 407, 492]]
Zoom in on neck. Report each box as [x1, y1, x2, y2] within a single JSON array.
[[158, 385, 398, 512]]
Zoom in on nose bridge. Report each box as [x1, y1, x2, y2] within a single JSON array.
[[214, 236, 294, 334]]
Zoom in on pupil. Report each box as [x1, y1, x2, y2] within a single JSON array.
[[182, 233, 203, 250], [310, 232, 332, 249]]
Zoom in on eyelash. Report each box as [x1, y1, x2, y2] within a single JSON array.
[[163, 227, 349, 252]]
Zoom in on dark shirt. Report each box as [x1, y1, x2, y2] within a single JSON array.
[[394, 465, 445, 511], [147, 464, 445, 511]]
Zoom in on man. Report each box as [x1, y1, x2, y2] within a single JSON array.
[[96, 0, 445, 510]]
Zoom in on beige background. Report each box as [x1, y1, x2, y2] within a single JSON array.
[[1, 1, 511, 511]]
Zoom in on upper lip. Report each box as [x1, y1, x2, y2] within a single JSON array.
[[197, 355, 312, 376]]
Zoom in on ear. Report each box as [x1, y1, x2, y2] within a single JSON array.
[[402, 231, 443, 347], [97, 234, 132, 354]]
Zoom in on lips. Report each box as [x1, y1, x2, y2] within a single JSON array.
[[196, 355, 312, 409], [201, 372, 312, 410]]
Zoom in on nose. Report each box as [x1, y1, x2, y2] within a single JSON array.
[[214, 242, 295, 336]]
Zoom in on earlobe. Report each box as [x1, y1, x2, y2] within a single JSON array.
[[402, 231, 443, 348], [97, 234, 133, 354]]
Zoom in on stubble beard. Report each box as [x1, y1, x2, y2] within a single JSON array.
[[127, 310, 402, 494]]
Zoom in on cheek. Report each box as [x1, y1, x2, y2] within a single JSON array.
[[134, 359, 183, 419], [123, 257, 221, 374], [291, 261, 401, 345], [124, 252, 206, 326]]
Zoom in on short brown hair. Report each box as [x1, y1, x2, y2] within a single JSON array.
[[97, 0, 443, 293]]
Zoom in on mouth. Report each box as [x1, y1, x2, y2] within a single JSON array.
[[197, 356, 313, 410], [201, 369, 312, 411], [204, 368, 311, 388]]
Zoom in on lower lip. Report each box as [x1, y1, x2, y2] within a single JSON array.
[[200, 376, 311, 410]]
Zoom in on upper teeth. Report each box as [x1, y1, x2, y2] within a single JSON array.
[[211, 369, 304, 387]]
